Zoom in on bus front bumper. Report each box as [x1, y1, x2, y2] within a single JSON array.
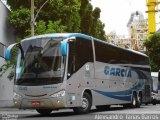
[[13, 95, 66, 109]]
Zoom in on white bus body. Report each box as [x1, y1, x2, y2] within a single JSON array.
[[5, 33, 152, 114]]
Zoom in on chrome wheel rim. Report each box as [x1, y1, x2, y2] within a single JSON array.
[[133, 96, 136, 106], [82, 98, 88, 109]]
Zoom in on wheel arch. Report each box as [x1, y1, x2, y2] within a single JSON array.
[[131, 90, 137, 102], [83, 89, 92, 100]]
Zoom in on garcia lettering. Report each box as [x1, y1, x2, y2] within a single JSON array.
[[104, 66, 131, 78]]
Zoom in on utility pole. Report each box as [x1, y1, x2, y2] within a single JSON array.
[[30, 0, 49, 36], [31, 0, 34, 36]]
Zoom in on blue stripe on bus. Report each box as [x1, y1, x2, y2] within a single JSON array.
[[93, 79, 144, 101], [93, 90, 131, 101], [93, 69, 146, 101]]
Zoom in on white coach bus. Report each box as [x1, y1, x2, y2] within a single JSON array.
[[5, 33, 151, 115]]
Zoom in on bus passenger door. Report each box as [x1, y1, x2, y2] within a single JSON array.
[[66, 37, 95, 107]]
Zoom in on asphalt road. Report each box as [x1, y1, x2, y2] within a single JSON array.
[[0, 104, 160, 120]]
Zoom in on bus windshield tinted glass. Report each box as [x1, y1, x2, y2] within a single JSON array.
[[16, 38, 65, 86]]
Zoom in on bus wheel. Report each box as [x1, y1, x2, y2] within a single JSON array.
[[152, 100, 157, 105], [36, 109, 52, 115], [145, 103, 148, 105], [131, 93, 137, 108], [136, 93, 142, 108], [73, 92, 92, 114], [96, 105, 110, 111], [123, 104, 130, 108]]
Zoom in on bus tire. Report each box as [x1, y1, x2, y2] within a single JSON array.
[[123, 104, 130, 108], [152, 100, 157, 105], [145, 103, 148, 105], [136, 93, 142, 108], [36, 109, 52, 115], [96, 105, 110, 110], [131, 93, 137, 108], [73, 92, 92, 114]]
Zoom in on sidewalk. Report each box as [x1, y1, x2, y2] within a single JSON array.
[[0, 100, 14, 108], [0, 107, 19, 111], [0, 100, 18, 111]]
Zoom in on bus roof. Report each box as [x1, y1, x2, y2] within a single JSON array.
[[22, 33, 148, 57], [22, 33, 92, 41]]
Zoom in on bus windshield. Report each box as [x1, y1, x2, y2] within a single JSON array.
[[15, 38, 65, 86]]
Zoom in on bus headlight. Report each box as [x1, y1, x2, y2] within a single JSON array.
[[13, 92, 22, 100], [50, 90, 65, 98]]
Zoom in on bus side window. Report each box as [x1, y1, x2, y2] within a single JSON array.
[[74, 37, 93, 71], [68, 41, 76, 78], [67, 37, 94, 79]]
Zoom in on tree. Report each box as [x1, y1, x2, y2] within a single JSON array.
[[94, 20, 106, 40], [8, 7, 31, 38], [143, 33, 160, 71], [7, 0, 106, 40], [79, 0, 106, 40], [80, 0, 92, 35], [91, 7, 106, 40], [91, 7, 101, 35], [7, 0, 81, 38]]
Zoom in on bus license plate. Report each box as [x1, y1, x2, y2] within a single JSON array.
[[32, 101, 40, 106]]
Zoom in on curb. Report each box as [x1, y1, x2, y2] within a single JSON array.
[[0, 107, 19, 111]]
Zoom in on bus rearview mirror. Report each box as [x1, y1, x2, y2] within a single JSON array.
[[5, 43, 18, 61], [61, 41, 67, 56]]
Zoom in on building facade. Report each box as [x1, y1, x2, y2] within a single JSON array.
[[127, 11, 148, 51], [0, 1, 15, 107]]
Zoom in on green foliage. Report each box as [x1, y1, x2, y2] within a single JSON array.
[[7, 0, 106, 40], [94, 20, 106, 40], [0, 45, 18, 80], [0, 62, 15, 80], [46, 20, 66, 33], [7, 71, 15, 80], [143, 33, 160, 71], [79, 0, 106, 40], [80, 0, 92, 35], [35, 20, 67, 35], [8, 6, 30, 38], [35, 20, 46, 35]]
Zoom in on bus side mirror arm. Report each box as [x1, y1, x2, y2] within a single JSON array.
[[5, 43, 24, 60]]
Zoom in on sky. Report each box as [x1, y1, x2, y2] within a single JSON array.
[[91, 0, 148, 36]]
